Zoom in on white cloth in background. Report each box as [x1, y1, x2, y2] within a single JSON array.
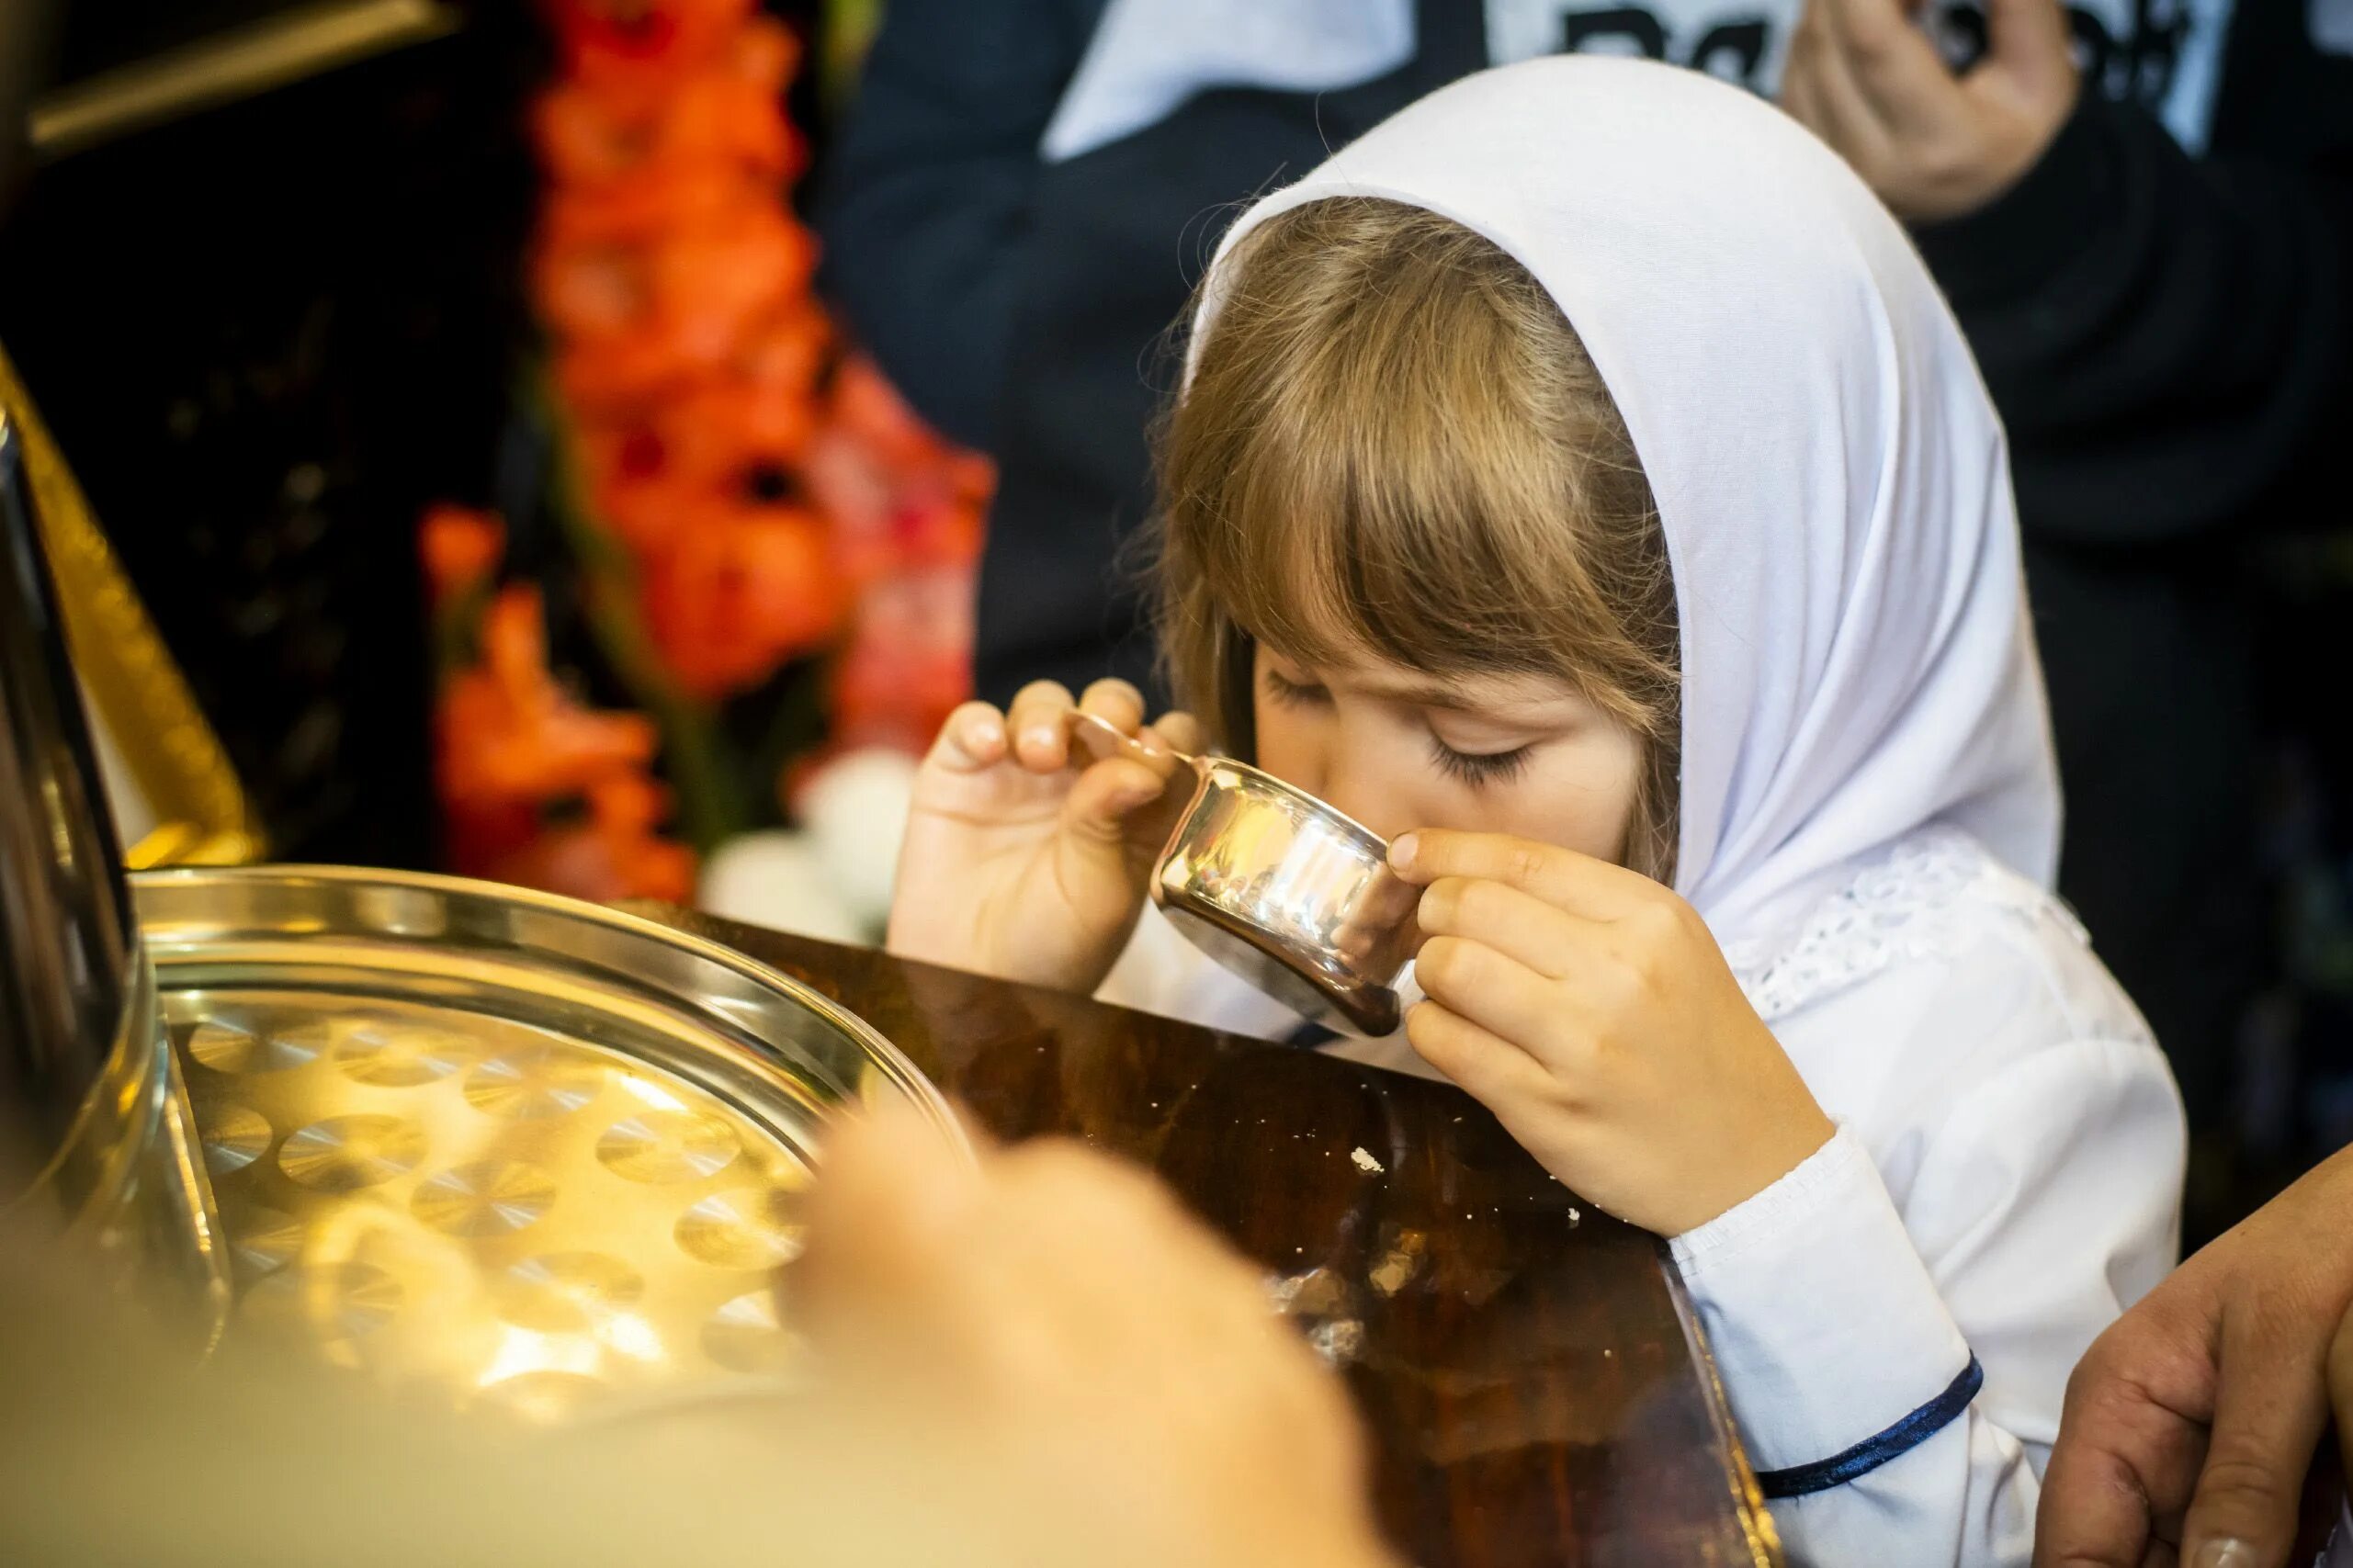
[[1036, 0, 2234, 166], [1038, 0, 1412, 164], [1103, 56, 2185, 1567]]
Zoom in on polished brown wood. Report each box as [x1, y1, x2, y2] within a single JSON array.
[[648, 908, 1782, 1568]]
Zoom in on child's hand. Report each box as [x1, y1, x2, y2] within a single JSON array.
[[1389, 829, 1834, 1236], [887, 679, 1202, 995]]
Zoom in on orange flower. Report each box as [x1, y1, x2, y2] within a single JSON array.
[[650, 207, 817, 361], [433, 581, 696, 902], [437, 584, 661, 807], [482, 771, 697, 904], [736, 302, 831, 392], [420, 504, 506, 608], [828, 353, 955, 474], [725, 14, 799, 94], [661, 372, 820, 483], [542, 209, 818, 411], [543, 0, 759, 89], [533, 58, 802, 196], [639, 504, 843, 696]]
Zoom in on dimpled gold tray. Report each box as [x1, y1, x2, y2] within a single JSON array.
[[131, 865, 963, 1424]]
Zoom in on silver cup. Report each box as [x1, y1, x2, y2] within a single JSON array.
[[1070, 712, 1418, 1035]]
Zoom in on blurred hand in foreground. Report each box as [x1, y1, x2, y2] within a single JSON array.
[[795, 1103, 1399, 1568], [1780, 0, 2078, 222], [1, 1105, 1395, 1567], [2036, 1145, 2353, 1568]]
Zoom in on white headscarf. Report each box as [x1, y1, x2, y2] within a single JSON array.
[[1194, 55, 2059, 953]]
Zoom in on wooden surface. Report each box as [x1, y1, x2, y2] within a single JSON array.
[[653, 908, 1782, 1568]]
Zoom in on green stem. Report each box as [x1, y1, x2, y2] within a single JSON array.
[[534, 381, 749, 853]]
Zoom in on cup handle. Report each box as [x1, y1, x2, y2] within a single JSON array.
[[1065, 708, 1193, 775]]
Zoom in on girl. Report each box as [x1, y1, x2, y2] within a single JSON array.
[[887, 56, 2183, 1567]]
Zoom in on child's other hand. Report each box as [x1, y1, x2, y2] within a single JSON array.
[[886, 679, 1202, 995], [1389, 829, 1834, 1236]]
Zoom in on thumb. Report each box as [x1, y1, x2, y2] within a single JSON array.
[[1060, 757, 1178, 849], [796, 1100, 983, 1340], [2180, 1298, 2332, 1568], [1980, 0, 2075, 84]]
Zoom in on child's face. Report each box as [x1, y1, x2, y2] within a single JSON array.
[[1251, 643, 1646, 865]]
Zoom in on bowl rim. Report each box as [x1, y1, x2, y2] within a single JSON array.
[[1189, 755, 1393, 858], [130, 862, 970, 1163]]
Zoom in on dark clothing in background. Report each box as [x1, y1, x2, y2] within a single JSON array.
[[820, 0, 1490, 703], [1914, 10, 2353, 1111], [820, 0, 2353, 1122]]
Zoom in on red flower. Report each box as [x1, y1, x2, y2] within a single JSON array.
[[542, 0, 759, 89], [639, 504, 844, 696], [831, 565, 977, 753], [533, 49, 803, 196]]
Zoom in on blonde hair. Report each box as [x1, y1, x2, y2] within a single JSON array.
[[1153, 197, 1682, 880]]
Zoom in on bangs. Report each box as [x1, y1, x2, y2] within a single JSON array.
[[1184, 305, 1625, 686], [1158, 197, 1673, 738]]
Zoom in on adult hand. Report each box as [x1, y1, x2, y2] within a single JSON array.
[[796, 1104, 1399, 1568], [2036, 1145, 2353, 1568], [1389, 829, 1834, 1236], [1780, 0, 2080, 222]]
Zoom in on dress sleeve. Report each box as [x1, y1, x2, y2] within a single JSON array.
[[1670, 1036, 2185, 1566]]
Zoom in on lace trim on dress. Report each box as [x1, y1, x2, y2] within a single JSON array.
[[1721, 829, 2076, 1024]]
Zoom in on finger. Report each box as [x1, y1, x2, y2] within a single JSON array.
[[2031, 1438, 2157, 1568], [798, 1101, 987, 1348], [1077, 678, 1147, 734], [2332, 1310, 2353, 1497], [1062, 756, 1179, 847], [2179, 1299, 2333, 1568], [1404, 998, 1561, 1110], [923, 702, 1010, 774], [1818, 0, 1966, 127], [1790, 0, 1909, 152], [1414, 936, 1570, 1058], [1779, 18, 1832, 130], [2035, 1341, 2205, 1567], [1982, 0, 2073, 81], [1391, 829, 1652, 918], [1415, 877, 1596, 980], [992, 1143, 1270, 1327], [1148, 709, 1206, 758], [1006, 680, 1077, 771]]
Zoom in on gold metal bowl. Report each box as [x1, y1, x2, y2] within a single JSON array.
[[132, 865, 963, 1422]]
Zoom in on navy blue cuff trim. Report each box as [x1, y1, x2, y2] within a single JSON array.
[[1754, 1355, 1984, 1500]]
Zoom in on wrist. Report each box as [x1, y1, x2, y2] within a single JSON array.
[[1677, 1100, 1837, 1237]]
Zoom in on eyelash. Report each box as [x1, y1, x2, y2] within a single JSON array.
[[1427, 736, 1534, 788], [1263, 669, 1533, 788], [1261, 668, 1329, 708]]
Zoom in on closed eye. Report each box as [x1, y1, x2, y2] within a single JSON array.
[[1426, 732, 1534, 787], [1262, 668, 1333, 708]]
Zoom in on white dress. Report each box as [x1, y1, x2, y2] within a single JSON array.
[[1101, 828, 2188, 1567]]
